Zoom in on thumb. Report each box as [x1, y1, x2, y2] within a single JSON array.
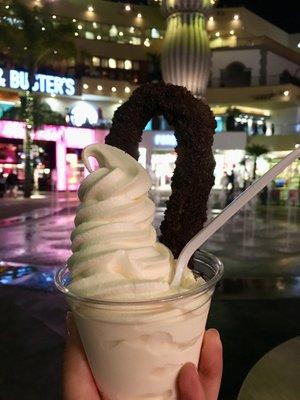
[[178, 363, 206, 400], [63, 312, 100, 400]]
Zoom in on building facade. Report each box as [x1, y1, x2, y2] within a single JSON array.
[[0, 0, 299, 196]]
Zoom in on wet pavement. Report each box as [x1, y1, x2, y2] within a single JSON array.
[[0, 195, 299, 399]]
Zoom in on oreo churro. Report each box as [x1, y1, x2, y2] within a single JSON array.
[[105, 82, 215, 258]]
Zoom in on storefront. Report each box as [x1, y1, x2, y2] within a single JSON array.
[[0, 120, 108, 191], [139, 130, 248, 197]]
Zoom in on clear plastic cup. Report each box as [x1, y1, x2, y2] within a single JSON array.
[[56, 250, 223, 400]]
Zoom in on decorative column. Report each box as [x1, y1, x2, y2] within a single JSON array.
[[161, 0, 213, 97]]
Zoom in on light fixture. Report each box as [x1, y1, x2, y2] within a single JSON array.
[[283, 90, 289, 97], [96, 35, 101, 40], [230, 30, 235, 35], [78, 24, 83, 30], [97, 85, 103, 91], [137, 13, 142, 19], [215, 32, 220, 37], [124, 4, 131, 12], [119, 31, 124, 36], [87, 5, 94, 12], [72, 18, 77, 22], [42, 27, 46, 31], [52, 15, 56, 19], [144, 38, 150, 47], [125, 86, 131, 93], [208, 16, 214, 22], [83, 83, 89, 89], [111, 86, 117, 92], [233, 14, 240, 20], [74, 32, 79, 36]]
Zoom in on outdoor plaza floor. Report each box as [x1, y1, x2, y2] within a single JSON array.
[[0, 193, 299, 400]]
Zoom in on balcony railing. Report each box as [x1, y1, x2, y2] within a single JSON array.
[[208, 74, 300, 88]]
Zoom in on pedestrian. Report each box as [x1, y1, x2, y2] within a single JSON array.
[[220, 171, 229, 208], [6, 170, 19, 198], [0, 172, 6, 198]]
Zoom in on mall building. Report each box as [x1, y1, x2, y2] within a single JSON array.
[[0, 0, 299, 199]]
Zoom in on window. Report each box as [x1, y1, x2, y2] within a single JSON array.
[[108, 58, 117, 69], [101, 59, 109, 68], [124, 60, 132, 70], [85, 31, 95, 40], [109, 25, 118, 37], [133, 61, 140, 70], [151, 28, 160, 39], [131, 37, 141, 45], [117, 60, 125, 69], [92, 57, 100, 67]]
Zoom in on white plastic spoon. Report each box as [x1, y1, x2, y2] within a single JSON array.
[[171, 146, 300, 288]]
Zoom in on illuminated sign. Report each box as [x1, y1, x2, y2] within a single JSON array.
[[69, 102, 98, 127], [0, 67, 76, 96], [154, 134, 177, 147]]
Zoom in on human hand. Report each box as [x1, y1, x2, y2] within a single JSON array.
[[178, 329, 223, 400], [63, 313, 222, 400]]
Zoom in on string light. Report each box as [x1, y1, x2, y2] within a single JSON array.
[[74, 32, 79, 36], [119, 31, 124, 36], [215, 31, 220, 37], [124, 4, 131, 12], [96, 35, 101, 40], [83, 83, 89, 89], [41, 27, 45, 31], [230, 30, 235, 35], [283, 90, 289, 97], [125, 86, 131, 93], [78, 24, 83, 30], [97, 85, 103, 91], [111, 86, 117, 92], [52, 15, 56, 19], [5, 5, 9, 9], [72, 18, 77, 22], [208, 16, 214, 22], [144, 38, 150, 47], [137, 13, 142, 19], [87, 5, 94, 12], [233, 14, 240, 20]]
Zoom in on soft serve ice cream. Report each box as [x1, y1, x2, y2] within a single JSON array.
[[67, 144, 214, 400], [68, 143, 196, 300]]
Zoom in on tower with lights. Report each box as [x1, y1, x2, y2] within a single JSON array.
[[161, 0, 215, 97]]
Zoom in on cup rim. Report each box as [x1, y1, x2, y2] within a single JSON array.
[[55, 250, 223, 306]]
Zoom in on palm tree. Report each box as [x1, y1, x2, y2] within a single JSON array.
[[246, 144, 269, 180], [0, 0, 76, 197]]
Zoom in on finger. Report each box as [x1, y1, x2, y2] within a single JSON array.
[[178, 362, 206, 400], [63, 312, 100, 400], [198, 329, 223, 400]]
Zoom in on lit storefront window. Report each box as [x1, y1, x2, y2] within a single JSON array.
[[124, 59, 132, 70], [108, 58, 117, 69], [92, 56, 100, 67]]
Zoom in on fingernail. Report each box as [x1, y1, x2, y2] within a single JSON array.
[[207, 328, 220, 338], [66, 311, 72, 337]]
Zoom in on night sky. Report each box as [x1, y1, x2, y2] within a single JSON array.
[[218, 0, 299, 34]]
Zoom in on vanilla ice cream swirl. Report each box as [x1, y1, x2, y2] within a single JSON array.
[[67, 144, 182, 300]]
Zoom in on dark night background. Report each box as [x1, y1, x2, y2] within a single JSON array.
[[111, 0, 300, 33]]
